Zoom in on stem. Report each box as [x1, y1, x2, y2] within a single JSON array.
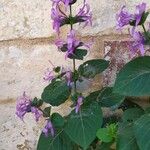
[[142, 24, 147, 34], [69, 5, 77, 93], [142, 24, 149, 39], [70, 5, 73, 30]]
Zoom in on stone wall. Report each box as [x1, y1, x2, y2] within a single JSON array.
[[0, 0, 150, 149]]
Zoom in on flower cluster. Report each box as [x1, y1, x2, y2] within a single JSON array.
[[16, 92, 42, 121], [51, 0, 92, 58], [116, 3, 149, 56], [76, 2, 92, 27], [51, 0, 92, 34], [116, 3, 146, 29]]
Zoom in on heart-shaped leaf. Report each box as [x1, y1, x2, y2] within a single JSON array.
[[51, 113, 65, 128], [134, 114, 150, 150], [64, 102, 103, 149], [97, 87, 125, 108], [37, 130, 74, 150], [78, 59, 109, 78], [116, 122, 139, 150], [114, 56, 150, 96], [69, 49, 87, 60], [42, 80, 70, 106], [122, 108, 144, 122]]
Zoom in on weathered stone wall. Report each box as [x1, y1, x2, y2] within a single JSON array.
[[0, 0, 150, 149]]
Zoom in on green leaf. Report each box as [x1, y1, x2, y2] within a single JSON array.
[[97, 142, 114, 150], [42, 80, 70, 106], [78, 59, 109, 78], [37, 130, 74, 150], [145, 107, 150, 114], [69, 49, 88, 60], [134, 114, 150, 150], [140, 12, 149, 25], [97, 128, 113, 143], [114, 56, 150, 96], [31, 97, 43, 107], [122, 108, 144, 122], [116, 122, 139, 150], [64, 102, 103, 149], [51, 113, 65, 128], [84, 90, 101, 106], [43, 107, 51, 117], [97, 124, 117, 143], [97, 87, 125, 108]]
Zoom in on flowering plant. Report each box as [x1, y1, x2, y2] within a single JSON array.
[[16, 1, 150, 150]]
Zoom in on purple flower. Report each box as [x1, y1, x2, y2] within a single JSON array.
[[65, 70, 72, 86], [31, 107, 43, 122], [16, 92, 32, 120], [75, 96, 83, 113], [66, 30, 80, 58], [135, 3, 146, 26], [55, 39, 66, 50], [116, 6, 134, 29], [51, 6, 67, 34], [129, 28, 145, 55], [43, 68, 55, 82], [63, 0, 72, 7], [42, 120, 55, 137], [116, 3, 147, 29], [76, 2, 92, 27], [16, 92, 42, 122], [51, 0, 73, 7], [55, 29, 91, 59]]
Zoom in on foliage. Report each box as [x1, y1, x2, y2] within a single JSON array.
[[16, 1, 150, 150]]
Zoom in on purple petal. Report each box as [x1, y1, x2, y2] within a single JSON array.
[[31, 107, 43, 122], [16, 92, 32, 121], [43, 120, 55, 137], [75, 96, 83, 114]]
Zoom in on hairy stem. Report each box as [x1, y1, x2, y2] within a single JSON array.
[[70, 5, 77, 93]]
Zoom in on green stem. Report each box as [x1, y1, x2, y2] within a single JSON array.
[[142, 24, 149, 39], [142, 24, 147, 34], [70, 5, 77, 93]]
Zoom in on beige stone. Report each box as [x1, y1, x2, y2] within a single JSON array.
[[1, 0, 150, 41], [0, 41, 72, 100], [0, 102, 41, 150], [0, 0, 53, 41]]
